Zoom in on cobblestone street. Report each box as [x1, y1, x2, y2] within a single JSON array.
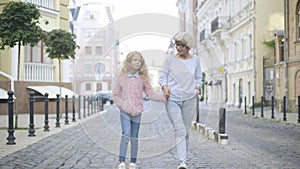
[[0, 102, 299, 169]]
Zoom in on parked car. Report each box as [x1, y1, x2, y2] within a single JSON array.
[[95, 90, 113, 105]]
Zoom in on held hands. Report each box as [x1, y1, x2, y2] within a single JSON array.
[[196, 87, 201, 96], [162, 86, 171, 100]]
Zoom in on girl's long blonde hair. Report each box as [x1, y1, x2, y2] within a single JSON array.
[[120, 51, 149, 81]]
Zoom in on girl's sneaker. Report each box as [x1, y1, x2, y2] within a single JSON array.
[[129, 162, 137, 169], [177, 162, 187, 169], [118, 162, 126, 169]]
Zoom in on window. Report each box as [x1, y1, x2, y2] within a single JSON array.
[[86, 83, 91, 91], [96, 46, 102, 55], [85, 64, 92, 73], [85, 30, 93, 40], [85, 46, 92, 55], [24, 41, 48, 63]]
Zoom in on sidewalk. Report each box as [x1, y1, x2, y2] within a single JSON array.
[[199, 102, 300, 125], [0, 111, 103, 158]]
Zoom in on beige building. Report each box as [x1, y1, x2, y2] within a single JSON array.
[[274, 0, 300, 112], [69, 0, 119, 96], [0, 0, 72, 114], [178, 0, 284, 109]]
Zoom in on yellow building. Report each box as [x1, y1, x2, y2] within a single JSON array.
[[0, 0, 72, 114], [274, 0, 300, 112]]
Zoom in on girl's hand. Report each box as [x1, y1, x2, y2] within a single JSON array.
[[162, 86, 170, 100]]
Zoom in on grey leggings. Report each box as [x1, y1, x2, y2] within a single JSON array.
[[166, 97, 197, 164]]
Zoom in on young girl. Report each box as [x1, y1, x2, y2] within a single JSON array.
[[112, 51, 168, 169]]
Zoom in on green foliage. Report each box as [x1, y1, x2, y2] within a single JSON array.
[[0, 1, 44, 49], [43, 29, 79, 60], [263, 40, 275, 47]]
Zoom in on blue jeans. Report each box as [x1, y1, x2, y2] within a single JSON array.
[[119, 111, 141, 163]]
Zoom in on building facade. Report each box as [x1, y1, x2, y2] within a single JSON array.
[[274, 0, 300, 112], [69, 0, 119, 96], [177, 0, 286, 110], [0, 0, 72, 114]]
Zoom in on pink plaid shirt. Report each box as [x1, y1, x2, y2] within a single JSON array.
[[112, 73, 166, 116]]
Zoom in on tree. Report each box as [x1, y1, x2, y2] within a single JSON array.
[[0, 1, 45, 128], [0, 1, 45, 81], [43, 29, 79, 101]]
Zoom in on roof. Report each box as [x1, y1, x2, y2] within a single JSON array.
[[27, 86, 78, 99]]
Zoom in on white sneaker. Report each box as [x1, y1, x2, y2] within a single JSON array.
[[129, 162, 137, 169], [118, 162, 126, 169], [177, 162, 187, 169]]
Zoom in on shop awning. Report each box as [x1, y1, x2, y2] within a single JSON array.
[[27, 86, 78, 99], [0, 88, 16, 99], [0, 88, 8, 99]]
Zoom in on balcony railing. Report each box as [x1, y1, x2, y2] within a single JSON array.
[[24, 63, 54, 82]]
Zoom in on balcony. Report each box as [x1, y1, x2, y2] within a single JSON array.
[[24, 62, 54, 82]]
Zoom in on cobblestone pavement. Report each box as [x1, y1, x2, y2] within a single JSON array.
[[0, 102, 299, 169]]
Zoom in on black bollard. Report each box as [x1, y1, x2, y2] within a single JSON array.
[[55, 94, 61, 127], [91, 96, 94, 114], [72, 95, 76, 122], [261, 96, 264, 118], [28, 91, 36, 136], [283, 96, 287, 121], [65, 95, 69, 124], [244, 96, 247, 114], [271, 96, 275, 119], [87, 96, 90, 116], [78, 95, 81, 119], [252, 96, 255, 116], [298, 96, 300, 123], [99, 97, 103, 111], [196, 96, 200, 123], [83, 96, 86, 118], [219, 108, 226, 134], [7, 91, 16, 145], [44, 93, 50, 131]]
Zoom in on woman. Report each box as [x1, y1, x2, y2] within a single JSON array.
[[159, 32, 202, 169]]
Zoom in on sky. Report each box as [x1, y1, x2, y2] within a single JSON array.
[[112, 0, 178, 20], [111, 0, 179, 56]]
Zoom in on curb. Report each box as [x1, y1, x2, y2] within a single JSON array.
[[192, 121, 229, 145]]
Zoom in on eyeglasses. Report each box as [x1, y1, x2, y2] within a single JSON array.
[[175, 43, 187, 48]]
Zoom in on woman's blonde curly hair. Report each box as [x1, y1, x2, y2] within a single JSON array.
[[120, 51, 149, 81]]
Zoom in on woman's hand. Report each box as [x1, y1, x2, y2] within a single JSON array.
[[196, 87, 201, 96]]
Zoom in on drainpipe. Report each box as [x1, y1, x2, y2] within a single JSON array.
[[0, 71, 14, 91], [283, 0, 288, 110]]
